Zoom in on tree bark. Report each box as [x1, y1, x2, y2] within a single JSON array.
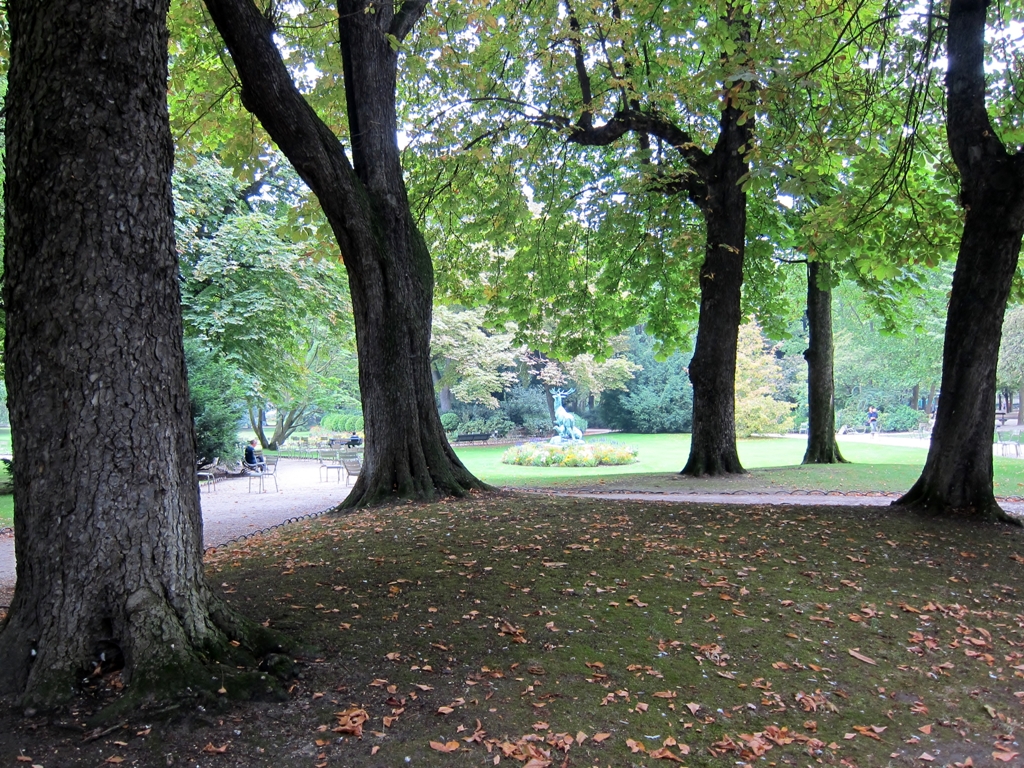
[[680, 93, 749, 476], [0, 0, 269, 707], [894, 0, 1024, 524], [203, 0, 487, 506], [802, 261, 847, 464]]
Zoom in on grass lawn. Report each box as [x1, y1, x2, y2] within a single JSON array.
[[455, 433, 1024, 497], [9, 493, 1019, 765]]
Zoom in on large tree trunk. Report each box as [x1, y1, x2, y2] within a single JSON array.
[[680, 97, 749, 476], [802, 261, 847, 464], [0, 0, 269, 707], [203, 0, 487, 506], [895, 0, 1024, 524]]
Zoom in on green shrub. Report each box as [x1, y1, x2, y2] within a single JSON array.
[[185, 340, 245, 462], [321, 412, 363, 433], [320, 413, 345, 432], [880, 404, 926, 433], [502, 440, 637, 467], [440, 412, 461, 433]]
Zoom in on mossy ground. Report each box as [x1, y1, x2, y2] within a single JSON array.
[[2, 491, 1022, 766]]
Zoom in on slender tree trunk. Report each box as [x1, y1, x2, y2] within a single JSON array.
[[432, 367, 453, 413], [0, 0, 270, 706], [895, 0, 1024, 524], [249, 403, 269, 448], [910, 384, 920, 409], [680, 97, 749, 476], [802, 261, 847, 464], [204, 0, 488, 506]]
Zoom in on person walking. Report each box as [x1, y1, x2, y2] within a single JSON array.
[[867, 406, 879, 435]]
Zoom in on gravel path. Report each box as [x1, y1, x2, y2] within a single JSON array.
[[0, 458, 353, 608]]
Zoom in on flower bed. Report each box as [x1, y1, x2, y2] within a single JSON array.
[[502, 441, 638, 467]]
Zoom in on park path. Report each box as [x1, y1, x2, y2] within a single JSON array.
[[0, 459, 354, 609]]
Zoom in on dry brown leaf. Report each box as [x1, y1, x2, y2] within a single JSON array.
[[429, 740, 460, 753], [847, 648, 877, 665], [649, 747, 686, 762], [653, 690, 677, 699], [993, 750, 1020, 762], [626, 738, 646, 753], [593, 732, 612, 743], [202, 743, 228, 754], [686, 702, 700, 715]]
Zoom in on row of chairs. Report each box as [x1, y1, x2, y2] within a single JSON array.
[[318, 450, 361, 485]]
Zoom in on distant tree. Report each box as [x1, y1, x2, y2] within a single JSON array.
[[997, 307, 1024, 416], [734, 321, 796, 437], [599, 331, 693, 434], [174, 157, 358, 449], [185, 339, 246, 462], [431, 306, 518, 412]]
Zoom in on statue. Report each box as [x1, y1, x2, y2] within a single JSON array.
[[550, 388, 584, 443]]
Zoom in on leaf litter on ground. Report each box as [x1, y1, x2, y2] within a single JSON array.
[[2, 492, 1023, 767]]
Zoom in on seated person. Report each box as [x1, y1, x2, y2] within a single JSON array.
[[346, 432, 363, 447], [244, 439, 266, 471]]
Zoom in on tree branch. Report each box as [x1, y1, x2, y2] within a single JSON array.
[[389, 0, 429, 43], [562, 0, 594, 129]]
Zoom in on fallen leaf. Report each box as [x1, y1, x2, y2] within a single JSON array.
[[202, 743, 228, 755], [437, 706, 455, 714], [593, 732, 612, 742], [575, 731, 587, 744], [918, 724, 932, 734], [429, 740, 460, 753], [371, 745, 380, 755], [104, 759, 125, 765], [848, 648, 877, 665], [649, 747, 685, 762], [993, 751, 1020, 763], [626, 738, 646, 753], [686, 702, 700, 715], [918, 752, 935, 762], [653, 690, 677, 699], [333, 707, 369, 738]]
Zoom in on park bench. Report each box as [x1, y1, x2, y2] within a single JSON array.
[[342, 457, 362, 486], [455, 433, 491, 443]]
